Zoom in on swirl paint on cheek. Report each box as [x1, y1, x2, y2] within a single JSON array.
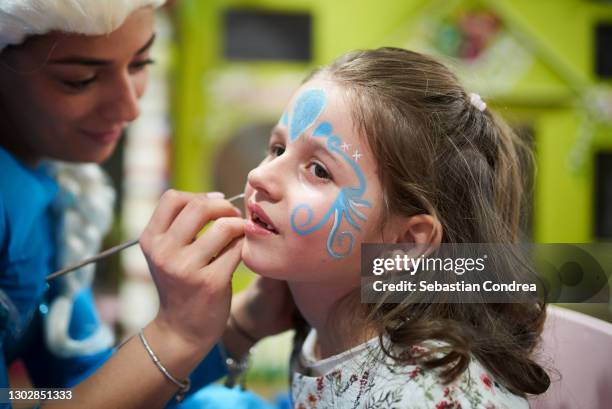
[[288, 104, 372, 258]]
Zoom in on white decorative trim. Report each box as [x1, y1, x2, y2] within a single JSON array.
[[44, 162, 116, 358]]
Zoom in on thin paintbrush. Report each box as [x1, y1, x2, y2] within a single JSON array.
[[46, 193, 245, 282]]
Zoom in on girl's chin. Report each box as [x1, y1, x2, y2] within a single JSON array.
[[242, 248, 304, 282], [242, 246, 278, 276]]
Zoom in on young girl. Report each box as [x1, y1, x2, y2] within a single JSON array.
[[241, 47, 549, 408]]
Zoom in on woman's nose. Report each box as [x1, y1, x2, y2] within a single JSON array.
[[100, 73, 141, 123]]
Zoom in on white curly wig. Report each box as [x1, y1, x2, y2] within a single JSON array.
[[0, 0, 166, 51]]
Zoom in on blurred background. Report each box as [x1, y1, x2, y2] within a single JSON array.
[[89, 0, 612, 400]]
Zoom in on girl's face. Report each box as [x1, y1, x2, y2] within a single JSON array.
[[242, 78, 388, 286], [0, 7, 155, 164]]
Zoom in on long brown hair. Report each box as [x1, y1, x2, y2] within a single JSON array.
[[295, 47, 549, 396]]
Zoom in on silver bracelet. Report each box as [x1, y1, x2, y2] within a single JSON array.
[[139, 329, 191, 402]]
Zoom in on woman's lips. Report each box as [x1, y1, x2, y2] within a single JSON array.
[[82, 129, 123, 144]]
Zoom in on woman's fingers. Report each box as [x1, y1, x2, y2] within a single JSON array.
[[207, 237, 244, 285], [188, 217, 245, 266], [166, 198, 241, 245], [142, 190, 197, 236], [139, 189, 248, 351]]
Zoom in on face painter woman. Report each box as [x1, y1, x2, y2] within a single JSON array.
[[0, 1, 294, 407]]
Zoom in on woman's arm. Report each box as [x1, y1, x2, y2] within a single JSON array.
[[48, 318, 214, 409], [43, 190, 245, 409]]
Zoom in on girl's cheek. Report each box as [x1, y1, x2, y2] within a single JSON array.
[[286, 190, 336, 255], [288, 188, 332, 221]]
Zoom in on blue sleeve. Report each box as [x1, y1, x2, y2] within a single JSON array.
[[0, 348, 12, 409], [174, 384, 276, 409], [188, 344, 228, 387], [22, 287, 113, 388], [0, 197, 9, 343], [23, 282, 227, 396], [0, 197, 6, 257], [23, 285, 227, 390]]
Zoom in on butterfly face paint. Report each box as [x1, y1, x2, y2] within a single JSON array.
[[285, 89, 372, 258]]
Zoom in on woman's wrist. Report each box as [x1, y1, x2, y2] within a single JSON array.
[[145, 318, 214, 378], [139, 328, 191, 402]]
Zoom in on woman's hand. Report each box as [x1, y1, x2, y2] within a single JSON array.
[[223, 276, 296, 357], [139, 190, 245, 356]]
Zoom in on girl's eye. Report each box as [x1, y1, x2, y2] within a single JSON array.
[[309, 162, 332, 180], [129, 59, 155, 73], [62, 76, 96, 91], [269, 144, 285, 157]]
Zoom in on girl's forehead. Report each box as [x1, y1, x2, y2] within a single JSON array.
[[284, 81, 359, 142], [279, 82, 377, 175]]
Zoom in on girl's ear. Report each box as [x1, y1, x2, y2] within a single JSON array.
[[396, 214, 442, 245]]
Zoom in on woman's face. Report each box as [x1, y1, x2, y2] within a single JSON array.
[[0, 7, 155, 164], [242, 78, 388, 287]]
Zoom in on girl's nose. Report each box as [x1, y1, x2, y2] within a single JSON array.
[[247, 159, 284, 201]]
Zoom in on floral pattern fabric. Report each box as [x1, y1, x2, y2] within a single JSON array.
[[291, 331, 528, 409]]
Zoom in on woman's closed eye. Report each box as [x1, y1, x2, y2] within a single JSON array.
[[60, 59, 155, 91], [128, 58, 155, 73], [61, 75, 96, 91]]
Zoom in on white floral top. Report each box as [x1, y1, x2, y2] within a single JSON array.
[[291, 330, 528, 409]]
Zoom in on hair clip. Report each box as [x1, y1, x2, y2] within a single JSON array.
[[469, 93, 487, 112]]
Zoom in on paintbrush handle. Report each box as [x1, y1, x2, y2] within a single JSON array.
[[46, 238, 140, 281]]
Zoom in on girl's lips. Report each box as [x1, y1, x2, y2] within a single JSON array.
[[247, 201, 279, 235], [245, 219, 277, 236]]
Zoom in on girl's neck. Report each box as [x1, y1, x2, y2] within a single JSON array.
[[289, 280, 375, 360]]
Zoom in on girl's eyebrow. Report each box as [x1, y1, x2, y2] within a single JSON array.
[[272, 124, 345, 168], [307, 138, 340, 164], [298, 134, 345, 170]]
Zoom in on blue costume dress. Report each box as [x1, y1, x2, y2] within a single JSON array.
[[0, 146, 228, 408]]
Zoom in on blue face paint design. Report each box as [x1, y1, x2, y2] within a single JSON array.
[[284, 88, 372, 259], [280, 110, 288, 127], [288, 89, 327, 142]]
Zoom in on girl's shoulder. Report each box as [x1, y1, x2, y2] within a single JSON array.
[[292, 340, 528, 409]]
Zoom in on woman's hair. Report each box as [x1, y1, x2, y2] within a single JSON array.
[[294, 47, 549, 396], [0, 0, 165, 52]]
